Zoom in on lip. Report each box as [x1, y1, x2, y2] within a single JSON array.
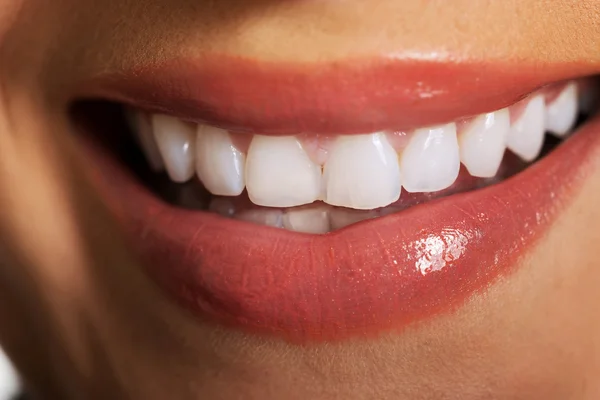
[[82, 101, 600, 342], [77, 56, 597, 135]]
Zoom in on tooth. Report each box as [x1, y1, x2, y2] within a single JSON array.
[[400, 123, 460, 193], [507, 95, 545, 162], [329, 208, 379, 230], [196, 125, 246, 196], [283, 207, 330, 234], [246, 135, 322, 207], [208, 197, 236, 217], [236, 209, 284, 228], [546, 83, 578, 137], [323, 133, 401, 209], [151, 114, 196, 182], [459, 109, 510, 178], [126, 111, 164, 172]]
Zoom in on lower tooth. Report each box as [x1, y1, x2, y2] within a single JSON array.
[[329, 208, 379, 230], [400, 123, 460, 193], [236, 209, 284, 229], [208, 197, 236, 217], [283, 207, 330, 234]]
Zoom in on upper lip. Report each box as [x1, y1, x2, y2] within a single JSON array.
[[77, 55, 599, 134]]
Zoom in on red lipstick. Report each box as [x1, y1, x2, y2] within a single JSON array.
[[77, 55, 600, 343], [78, 57, 597, 135], [83, 111, 599, 343]]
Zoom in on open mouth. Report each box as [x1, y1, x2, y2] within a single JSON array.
[[74, 58, 600, 342]]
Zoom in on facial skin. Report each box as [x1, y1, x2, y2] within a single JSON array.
[[0, 1, 599, 399]]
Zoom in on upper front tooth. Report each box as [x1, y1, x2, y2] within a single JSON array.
[[151, 114, 196, 182], [507, 95, 546, 162], [246, 135, 322, 207], [546, 82, 578, 137], [323, 133, 401, 209], [127, 111, 165, 172], [459, 108, 510, 178], [400, 123, 460, 193], [196, 125, 245, 196]]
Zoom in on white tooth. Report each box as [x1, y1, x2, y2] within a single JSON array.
[[323, 133, 401, 209], [400, 123, 460, 193], [246, 135, 322, 207], [507, 95, 545, 162], [196, 125, 245, 196], [126, 111, 165, 172], [329, 208, 379, 230], [236, 209, 284, 228], [283, 207, 330, 234], [546, 83, 578, 137], [151, 114, 196, 182], [459, 109, 510, 178], [208, 197, 236, 217]]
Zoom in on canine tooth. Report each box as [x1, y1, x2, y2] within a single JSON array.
[[236, 209, 284, 228], [246, 135, 321, 207], [546, 82, 577, 137], [400, 123, 460, 193], [283, 207, 330, 234], [329, 208, 379, 230], [126, 111, 165, 172], [507, 95, 545, 162], [151, 114, 196, 182], [196, 125, 245, 196], [459, 109, 510, 178], [323, 133, 401, 209]]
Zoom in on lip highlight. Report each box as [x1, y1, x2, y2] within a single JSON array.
[[83, 104, 599, 342]]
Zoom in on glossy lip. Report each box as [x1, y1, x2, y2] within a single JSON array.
[[83, 107, 600, 343], [77, 56, 598, 135], [77, 55, 599, 342]]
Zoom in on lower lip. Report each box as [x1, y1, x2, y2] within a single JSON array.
[[85, 115, 599, 343]]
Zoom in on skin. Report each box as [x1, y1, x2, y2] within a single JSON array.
[[0, 1, 600, 398]]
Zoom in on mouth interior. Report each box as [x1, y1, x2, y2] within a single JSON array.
[[73, 77, 599, 234]]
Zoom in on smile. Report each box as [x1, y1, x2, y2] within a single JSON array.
[[75, 56, 600, 342]]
